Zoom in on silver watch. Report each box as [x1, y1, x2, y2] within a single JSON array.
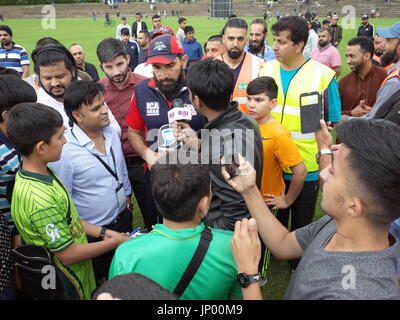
[[316, 148, 333, 164]]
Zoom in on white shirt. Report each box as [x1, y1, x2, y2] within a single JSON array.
[[116, 24, 132, 40], [133, 63, 153, 78], [36, 87, 121, 136], [303, 29, 319, 57]]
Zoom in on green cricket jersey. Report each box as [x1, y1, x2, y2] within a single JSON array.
[[11, 167, 96, 300]]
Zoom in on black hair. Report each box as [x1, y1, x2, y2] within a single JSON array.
[[187, 58, 201, 68], [138, 30, 150, 38], [223, 18, 248, 34], [0, 25, 12, 37], [92, 273, 177, 300], [152, 14, 161, 20], [33, 44, 77, 78], [347, 36, 375, 59], [6, 103, 63, 157], [32, 37, 61, 63], [0, 66, 20, 77], [336, 119, 400, 227], [96, 38, 127, 64], [120, 27, 130, 36], [251, 19, 268, 33], [151, 150, 210, 223], [322, 19, 330, 25], [207, 34, 223, 43], [319, 27, 332, 37], [0, 75, 37, 122], [184, 26, 194, 34], [63, 80, 105, 127], [135, 12, 142, 17], [247, 76, 278, 100], [271, 16, 309, 51], [187, 59, 234, 112], [178, 17, 186, 24], [228, 14, 237, 19]]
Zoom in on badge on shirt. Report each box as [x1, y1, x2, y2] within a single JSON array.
[[146, 102, 160, 116]]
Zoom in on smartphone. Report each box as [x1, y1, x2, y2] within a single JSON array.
[[299, 92, 323, 134], [222, 132, 239, 178]]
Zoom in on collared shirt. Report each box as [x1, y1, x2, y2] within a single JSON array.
[[36, 86, 121, 136], [244, 41, 276, 61], [99, 71, 147, 158], [0, 42, 30, 74], [339, 64, 387, 115], [310, 44, 341, 69], [50, 124, 131, 226]]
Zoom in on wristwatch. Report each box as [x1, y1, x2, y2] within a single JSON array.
[[316, 148, 333, 164], [98, 226, 107, 240], [237, 272, 262, 288]]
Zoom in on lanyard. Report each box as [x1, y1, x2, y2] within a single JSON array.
[[71, 129, 119, 181]]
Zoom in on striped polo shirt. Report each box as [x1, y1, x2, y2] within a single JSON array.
[[0, 42, 30, 74], [0, 132, 20, 233], [11, 167, 96, 300]]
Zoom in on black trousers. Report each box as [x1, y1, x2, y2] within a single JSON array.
[[87, 208, 133, 286], [276, 180, 319, 269], [143, 169, 163, 230], [125, 157, 147, 226]]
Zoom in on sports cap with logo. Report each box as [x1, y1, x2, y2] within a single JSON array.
[[362, 14, 369, 19], [150, 25, 175, 40], [146, 34, 184, 66], [377, 22, 400, 39], [332, 14, 339, 20]]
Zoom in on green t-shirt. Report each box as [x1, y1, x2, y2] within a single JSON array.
[[11, 167, 96, 300], [109, 223, 242, 300]]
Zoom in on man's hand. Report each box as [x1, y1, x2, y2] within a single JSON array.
[[264, 190, 290, 210], [104, 229, 129, 245], [351, 100, 372, 117], [173, 121, 200, 151], [231, 218, 261, 274], [145, 149, 162, 170], [315, 119, 333, 150], [221, 154, 256, 195]]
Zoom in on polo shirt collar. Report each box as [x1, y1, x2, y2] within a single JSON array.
[[152, 222, 205, 240], [319, 43, 333, 52], [19, 166, 54, 184]]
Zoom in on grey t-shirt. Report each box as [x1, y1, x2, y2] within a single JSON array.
[[284, 215, 400, 300]]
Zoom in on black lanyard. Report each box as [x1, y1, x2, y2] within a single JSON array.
[[71, 129, 119, 181]]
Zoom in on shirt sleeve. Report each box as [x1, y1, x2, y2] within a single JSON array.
[[275, 131, 304, 169], [295, 215, 332, 250], [126, 89, 145, 130], [29, 206, 74, 252], [330, 49, 342, 68], [327, 79, 342, 122], [20, 47, 30, 66]]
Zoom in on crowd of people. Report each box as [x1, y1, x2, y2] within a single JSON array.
[[0, 12, 399, 301]]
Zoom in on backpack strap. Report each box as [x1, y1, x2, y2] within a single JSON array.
[[173, 226, 213, 297]]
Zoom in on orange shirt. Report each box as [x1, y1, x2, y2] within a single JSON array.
[[259, 120, 303, 199]]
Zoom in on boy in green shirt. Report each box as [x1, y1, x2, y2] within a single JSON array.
[[7, 103, 128, 300]]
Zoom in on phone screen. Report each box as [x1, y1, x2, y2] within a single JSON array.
[[299, 92, 323, 134]]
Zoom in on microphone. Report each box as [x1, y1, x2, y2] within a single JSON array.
[[167, 98, 194, 124]]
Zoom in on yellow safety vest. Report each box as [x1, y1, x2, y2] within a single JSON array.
[[259, 59, 335, 174]]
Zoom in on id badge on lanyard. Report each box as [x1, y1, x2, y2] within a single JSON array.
[[116, 183, 127, 208]]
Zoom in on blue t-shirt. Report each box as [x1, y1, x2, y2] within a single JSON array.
[[279, 58, 341, 181]]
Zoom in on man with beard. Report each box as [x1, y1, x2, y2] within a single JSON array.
[[357, 15, 374, 41], [149, 14, 162, 38], [97, 38, 149, 232], [137, 30, 150, 64], [347, 22, 400, 120], [126, 34, 205, 229], [244, 19, 275, 61], [339, 37, 387, 117], [0, 25, 29, 78], [35, 44, 120, 132], [311, 28, 342, 77], [373, 35, 385, 66], [216, 18, 265, 113]]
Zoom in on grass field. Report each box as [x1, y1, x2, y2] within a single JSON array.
[[4, 14, 398, 300]]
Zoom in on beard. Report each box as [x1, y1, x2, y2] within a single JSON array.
[[155, 68, 185, 100], [227, 48, 243, 59], [319, 40, 330, 48], [1, 39, 11, 47], [248, 38, 265, 54], [380, 50, 398, 68], [42, 83, 67, 100], [107, 66, 129, 84]]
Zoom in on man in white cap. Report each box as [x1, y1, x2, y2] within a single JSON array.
[[330, 15, 342, 47], [357, 15, 374, 41]]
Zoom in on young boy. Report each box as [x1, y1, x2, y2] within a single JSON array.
[[6, 103, 129, 300], [246, 76, 306, 210], [182, 26, 203, 62]]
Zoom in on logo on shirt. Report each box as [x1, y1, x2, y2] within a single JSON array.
[[146, 102, 160, 116], [46, 223, 61, 243]]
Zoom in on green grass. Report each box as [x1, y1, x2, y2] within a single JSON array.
[[5, 15, 398, 300]]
